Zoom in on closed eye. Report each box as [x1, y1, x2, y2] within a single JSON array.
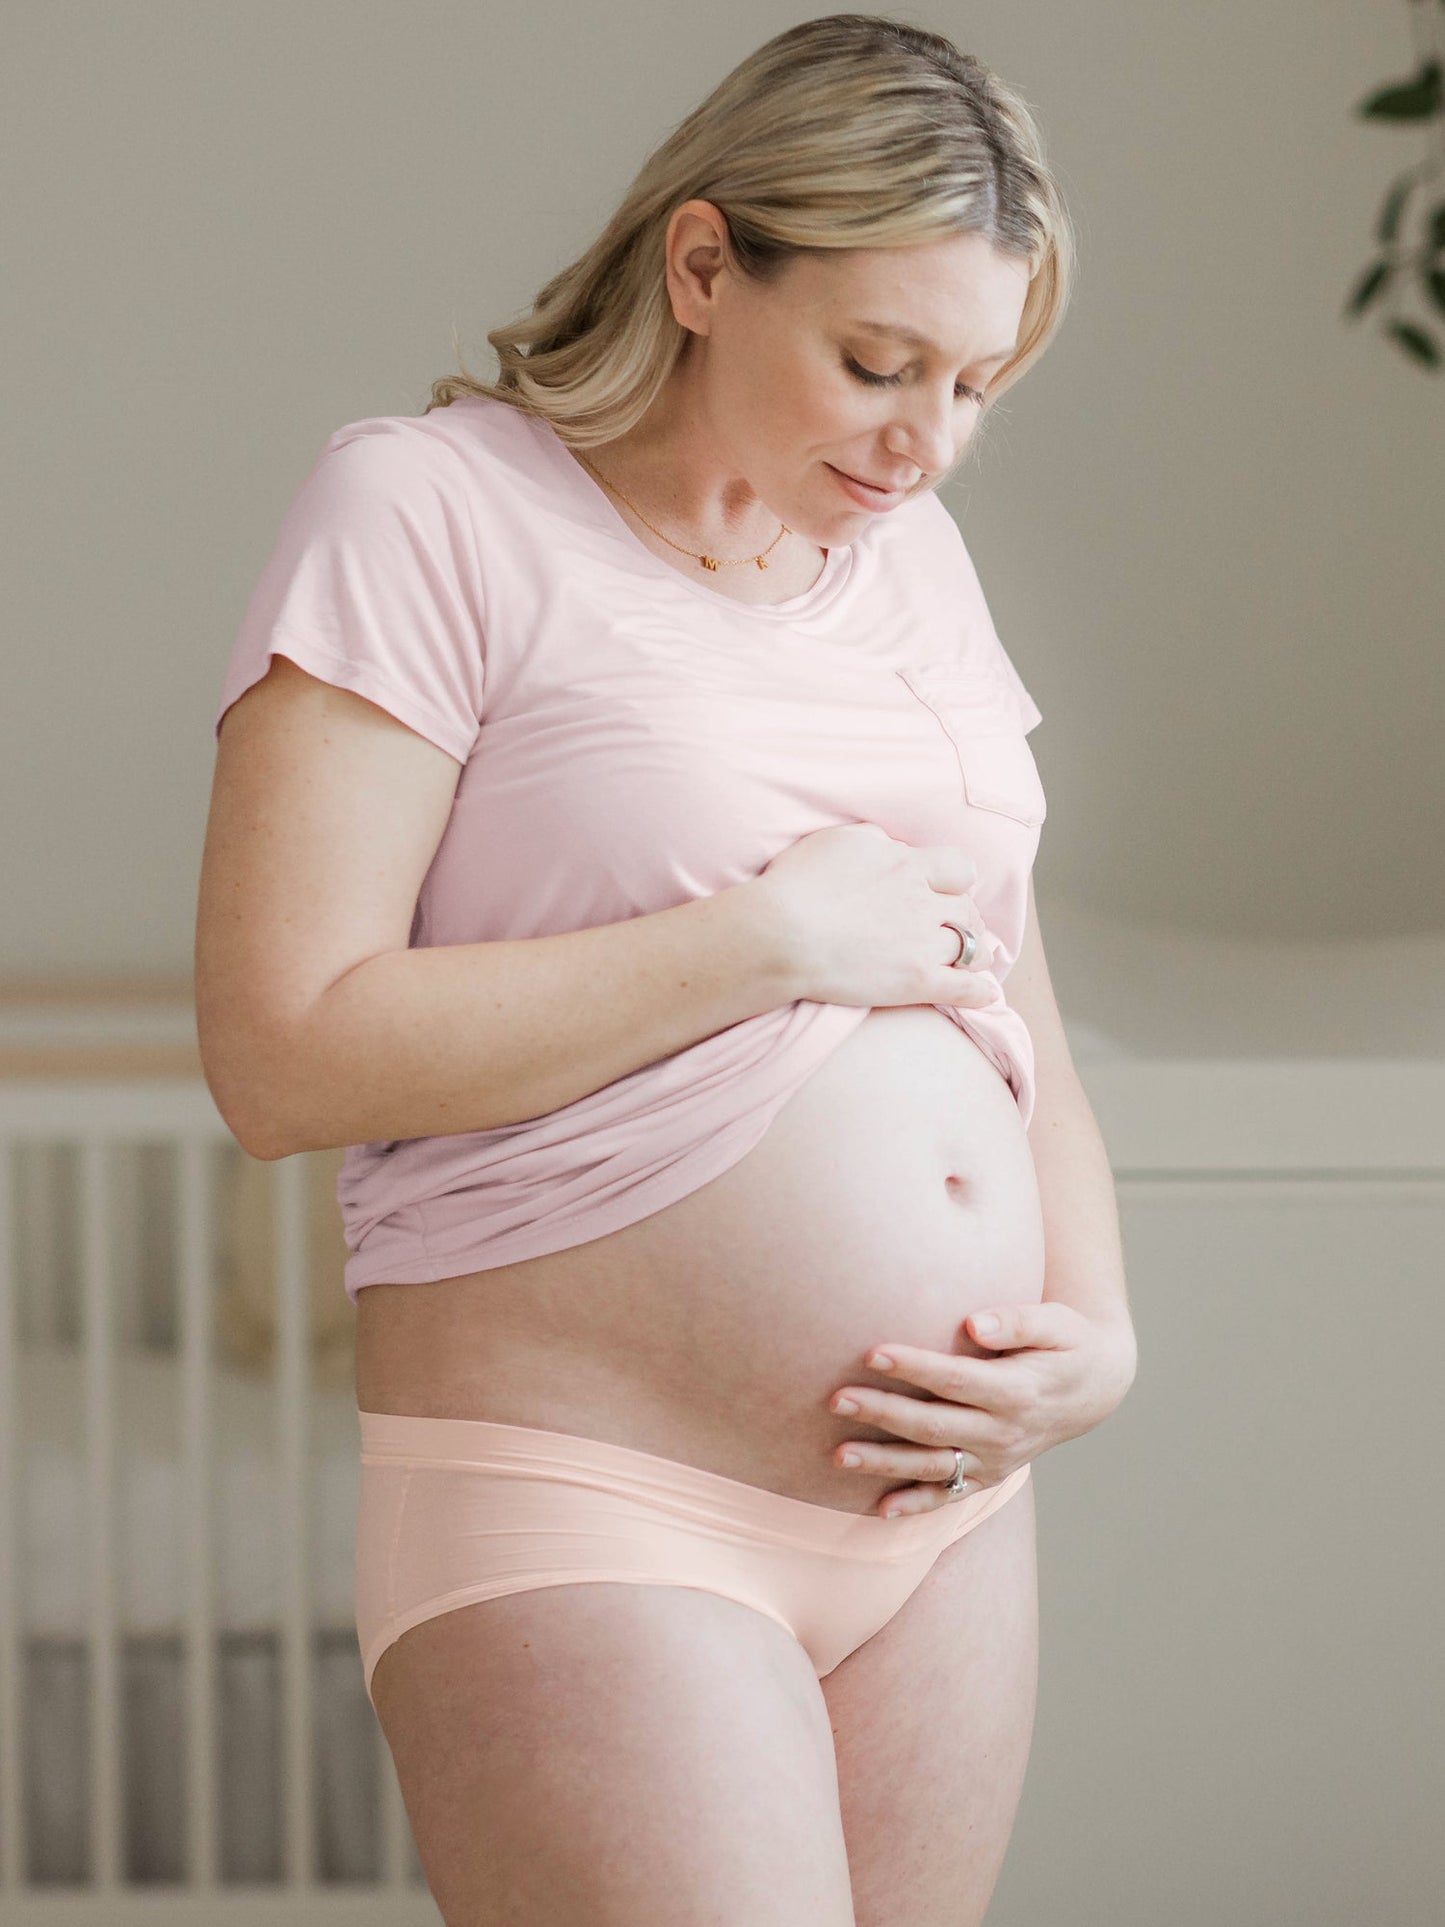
[[844, 353, 987, 407]]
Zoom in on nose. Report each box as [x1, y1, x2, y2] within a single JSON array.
[[886, 386, 963, 478]]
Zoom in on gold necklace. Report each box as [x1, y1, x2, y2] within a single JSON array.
[[572, 447, 795, 573]]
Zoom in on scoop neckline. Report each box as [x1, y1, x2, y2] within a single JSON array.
[[519, 406, 861, 622]]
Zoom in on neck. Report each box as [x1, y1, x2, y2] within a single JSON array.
[[581, 380, 801, 555]]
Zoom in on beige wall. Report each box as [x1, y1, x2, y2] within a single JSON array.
[[4, 2, 1440, 1054]]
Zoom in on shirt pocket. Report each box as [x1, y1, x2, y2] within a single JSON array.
[[895, 664, 1047, 827]]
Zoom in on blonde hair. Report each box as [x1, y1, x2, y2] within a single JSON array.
[[424, 13, 1075, 489]]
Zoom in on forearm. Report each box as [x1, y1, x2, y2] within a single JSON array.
[[254, 880, 802, 1160], [1026, 1066, 1135, 1350]]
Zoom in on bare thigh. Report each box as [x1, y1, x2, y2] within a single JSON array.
[[822, 1475, 1039, 1927], [370, 1581, 859, 1927]]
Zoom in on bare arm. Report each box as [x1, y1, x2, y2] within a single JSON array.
[[197, 654, 802, 1162], [268, 886, 797, 1157]]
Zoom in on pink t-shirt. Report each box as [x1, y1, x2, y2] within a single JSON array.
[[213, 394, 1046, 1302]]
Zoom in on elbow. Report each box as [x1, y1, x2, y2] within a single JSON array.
[[237, 1120, 299, 1163], [197, 1030, 300, 1163], [210, 1080, 298, 1163]]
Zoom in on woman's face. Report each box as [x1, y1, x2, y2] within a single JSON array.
[[664, 207, 1032, 539]]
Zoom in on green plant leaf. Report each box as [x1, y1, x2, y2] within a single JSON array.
[[1376, 175, 1414, 242], [1358, 59, 1442, 120], [1344, 259, 1393, 316], [1426, 267, 1445, 318], [1386, 318, 1441, 366]]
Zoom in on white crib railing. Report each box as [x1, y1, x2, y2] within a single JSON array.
[[0, 1075, 439, 1924]]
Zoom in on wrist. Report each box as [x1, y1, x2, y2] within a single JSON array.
[[729, 876, 813, 1006]]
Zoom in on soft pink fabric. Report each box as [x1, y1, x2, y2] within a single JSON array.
[[213, 395, 1046, 1301], [353, 1408, 1034, 1704]]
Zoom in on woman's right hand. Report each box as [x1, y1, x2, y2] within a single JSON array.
[[753, 822, 1000, 1011]]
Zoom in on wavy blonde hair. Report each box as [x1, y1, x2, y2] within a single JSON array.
[[424, 13, 1075, 490]]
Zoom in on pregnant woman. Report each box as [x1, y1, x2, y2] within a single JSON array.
[[198, 17, 1137, 1926]]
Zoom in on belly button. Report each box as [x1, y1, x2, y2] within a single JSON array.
[[945, 1172, 972, 1199]]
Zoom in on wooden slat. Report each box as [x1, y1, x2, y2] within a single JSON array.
[[0, 978, 193, 1008], [177, 1139, 220, 1889], [0, 1044, 204, 1080], [0, 1138, 23, 1891], [273, 1157, 314, 1889], [0, 980, 198, 1081], [80, 1141, 122, 1890]]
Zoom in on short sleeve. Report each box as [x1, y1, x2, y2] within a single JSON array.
[[213, 421, 487, 764]]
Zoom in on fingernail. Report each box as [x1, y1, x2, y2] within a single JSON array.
[[973, 1314, 1000, 1334], [869, 1353, 894, 1370], [832, 1397, 858, 1415]]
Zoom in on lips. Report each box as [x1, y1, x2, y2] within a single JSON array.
[[828, 464, 914, 509]]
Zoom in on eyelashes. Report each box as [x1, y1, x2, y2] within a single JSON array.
[[843, 353, 986, 407]]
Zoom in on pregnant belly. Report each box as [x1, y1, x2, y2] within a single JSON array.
[[353, 1003, 1047, 1517]]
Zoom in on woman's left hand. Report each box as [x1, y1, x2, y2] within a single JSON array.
[[827, 1302, 1139, 1518]]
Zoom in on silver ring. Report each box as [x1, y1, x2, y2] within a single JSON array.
[[949, 925, 978, 969], [944, 1447, 970, 1497]]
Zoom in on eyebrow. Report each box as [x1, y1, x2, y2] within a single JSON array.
[[848, 319, 1016, 365]]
